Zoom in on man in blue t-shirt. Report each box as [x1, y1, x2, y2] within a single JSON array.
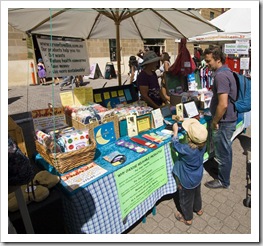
[[203, 47, 237, 189]]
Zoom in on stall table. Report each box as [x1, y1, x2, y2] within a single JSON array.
[[35, 133, 177, 234], [35, 113, 249, 234]]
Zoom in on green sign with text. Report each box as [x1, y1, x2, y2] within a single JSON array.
[[114, 146, 167, 219]]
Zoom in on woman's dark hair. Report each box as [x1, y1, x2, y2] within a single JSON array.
[[162, 52, 170, 62], [129, 56, 138, 67], [203, 46, 225, 64]]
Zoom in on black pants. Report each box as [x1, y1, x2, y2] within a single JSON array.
[[178, 183, 202, 221]]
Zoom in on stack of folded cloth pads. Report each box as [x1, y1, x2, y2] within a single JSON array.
[[35, 127, 91, 153]]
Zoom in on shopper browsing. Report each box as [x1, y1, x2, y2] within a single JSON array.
[[171, 119, 208, 226], [203, 46, 237, 189]]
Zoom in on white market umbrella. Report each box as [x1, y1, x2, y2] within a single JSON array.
[[188, 8, 251, 44], [8, 8, 221, 85]]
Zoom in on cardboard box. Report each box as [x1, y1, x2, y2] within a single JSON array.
[[8, 116, 28, 157]]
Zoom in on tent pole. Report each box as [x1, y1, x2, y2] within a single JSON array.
[[115, 21, 122, 86]]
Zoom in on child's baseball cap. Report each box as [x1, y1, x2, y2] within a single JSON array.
[[182, 118, 208, 144]]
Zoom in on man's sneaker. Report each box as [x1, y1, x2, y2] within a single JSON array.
[[204, 179, 229, 189]]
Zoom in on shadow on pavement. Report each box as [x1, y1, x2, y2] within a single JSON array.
[[8, 96, 23, 105], [203, 158, 219, 180]]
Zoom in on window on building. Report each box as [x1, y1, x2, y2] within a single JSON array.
[[109, 39, 117, 62], [210, 11, 215, 20]]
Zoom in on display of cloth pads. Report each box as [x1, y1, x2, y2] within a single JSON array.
[[61, 129, 90, 152]]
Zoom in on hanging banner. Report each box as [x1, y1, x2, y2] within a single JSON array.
[[114, 146, 167, 219], [37, 37, 90, 77]]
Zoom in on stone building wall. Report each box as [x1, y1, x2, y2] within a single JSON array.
[[8, 25, 28, 61]]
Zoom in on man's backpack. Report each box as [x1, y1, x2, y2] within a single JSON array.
[[230, 72, 251, 113], [221, 67, 251, 113]]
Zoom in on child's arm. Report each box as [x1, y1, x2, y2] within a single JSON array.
[[172, 123, 178, 137], [171, 123, 189, 155]]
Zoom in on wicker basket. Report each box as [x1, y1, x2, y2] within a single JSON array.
[[35, 139, 96, 174], [71, 114, 120, 139]]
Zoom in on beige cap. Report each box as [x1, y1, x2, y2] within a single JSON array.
[[182, 118, 208, 144]]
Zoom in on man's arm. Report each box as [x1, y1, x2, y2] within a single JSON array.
[[212, 93, 228, 129]]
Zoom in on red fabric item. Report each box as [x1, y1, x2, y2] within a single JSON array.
[[169, 38, 196, 76], [225, 57, 240, 73]]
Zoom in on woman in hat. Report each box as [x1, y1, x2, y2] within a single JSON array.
[[171, 119, 208, 226], [136, 51, 166, 109], [37, 58, 46, 85]]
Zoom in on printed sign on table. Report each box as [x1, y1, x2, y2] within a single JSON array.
[[114, 146, 167, 219], [31, 107, 66, 131]]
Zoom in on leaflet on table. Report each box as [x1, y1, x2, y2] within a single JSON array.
[[151, 108, 164, 128], [60, 162, 107, 192], [59, 87, 93, 107]]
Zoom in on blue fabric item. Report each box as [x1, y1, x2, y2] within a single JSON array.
[[220, 67, 251, 113], [171, 136, 206, 189]]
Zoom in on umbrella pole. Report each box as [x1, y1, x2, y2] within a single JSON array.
[[115, 21, 122, 86]]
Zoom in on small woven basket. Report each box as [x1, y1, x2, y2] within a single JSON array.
[[35, 139, 96, 174]]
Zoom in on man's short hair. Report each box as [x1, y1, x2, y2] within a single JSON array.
[[204, 46, 225, 64]]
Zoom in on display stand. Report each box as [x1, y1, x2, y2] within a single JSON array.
[[93, 83, 138, 108], [104, 62, 117, 79]]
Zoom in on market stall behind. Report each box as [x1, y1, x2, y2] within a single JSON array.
[[187, 8, 251, 74]]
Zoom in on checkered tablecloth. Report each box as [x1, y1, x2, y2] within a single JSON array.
[[61, 143, 177, 234]]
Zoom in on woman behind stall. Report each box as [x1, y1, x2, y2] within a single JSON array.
[[136, 51, 166, 109], [171, 119, 208, 226]]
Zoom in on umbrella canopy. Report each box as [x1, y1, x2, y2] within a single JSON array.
[[8, 8, 221, 85], [188, 8, 251, 43]]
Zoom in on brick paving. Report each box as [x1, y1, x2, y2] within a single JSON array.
[[7, 76, 254, 240]]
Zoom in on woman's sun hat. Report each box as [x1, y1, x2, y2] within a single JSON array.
[[182, 118, 208, 144], [141, 51, 160, 66]]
